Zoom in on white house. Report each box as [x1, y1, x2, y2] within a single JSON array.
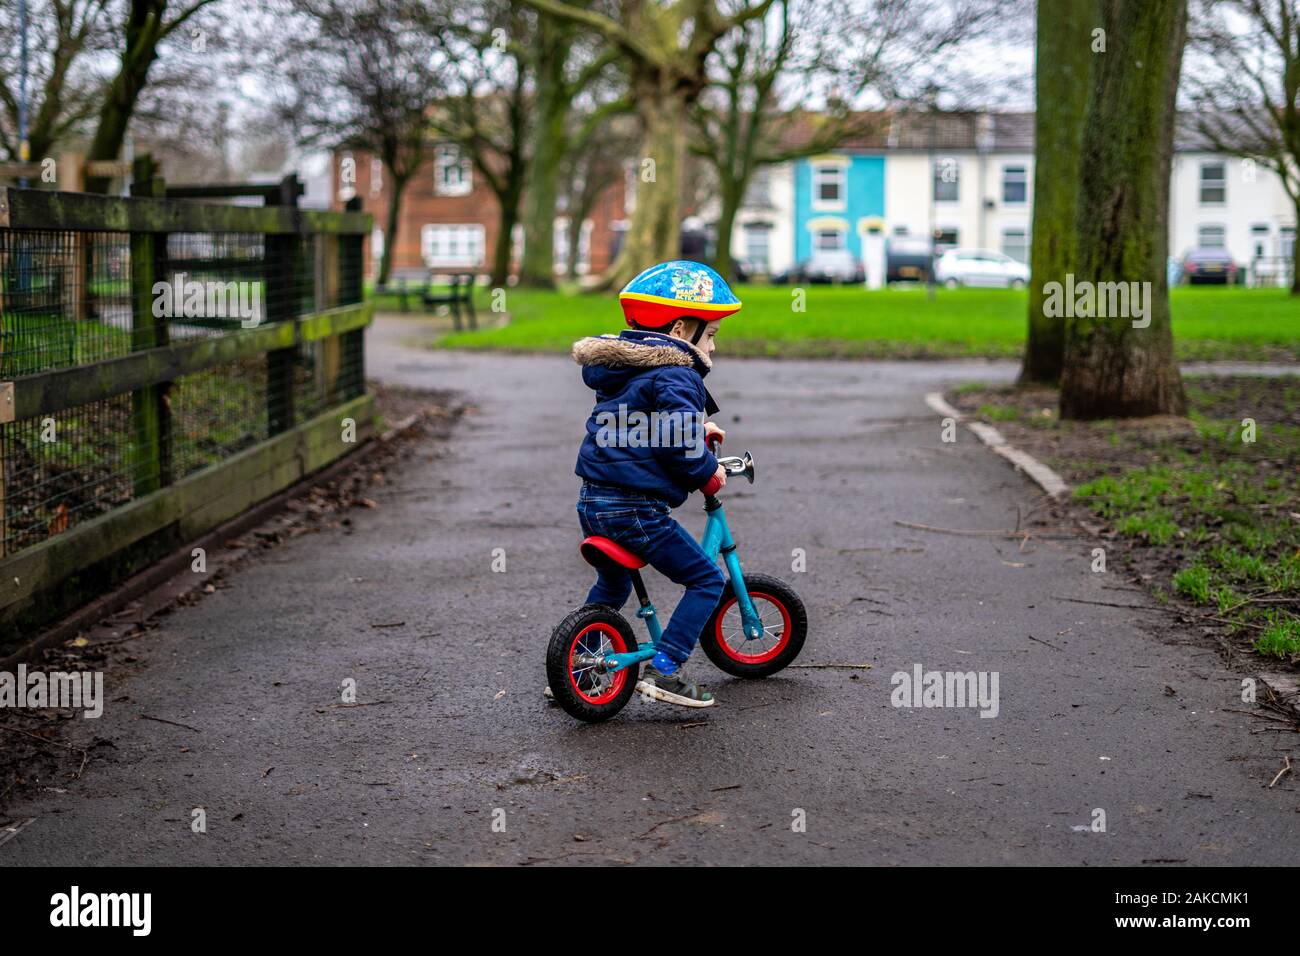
[[727, 161, 796, 276], [876, 112, 1035, 262], [1169, 147, 1295, 285], [819, 111, 1294, 283]]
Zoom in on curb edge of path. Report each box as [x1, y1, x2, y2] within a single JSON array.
[[926, 392, 1300, 722], [924, 392, 1070, 499]]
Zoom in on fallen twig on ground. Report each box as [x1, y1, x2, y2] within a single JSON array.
[[894, 520, 1077, 540], [1268, 755, 1292, 788], [790, 662, 873, 670], [139, 714, 201, 732]]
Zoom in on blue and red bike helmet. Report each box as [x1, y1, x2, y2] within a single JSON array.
[[618, 260, 742, 331]]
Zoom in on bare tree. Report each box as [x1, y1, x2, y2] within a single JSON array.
[[426, 0, 534, 288], [270, 0, 444, 286], [0, 0, 118, 164], [1185, 0, 1300, 294], [519, 0, 779, 288], [83, 0, 223, 191], [694, 0, 1001, 280]]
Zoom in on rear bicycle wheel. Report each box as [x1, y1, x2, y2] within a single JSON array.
[[545, 604, 639, 722]]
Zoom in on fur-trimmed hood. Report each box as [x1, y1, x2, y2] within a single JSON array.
[[571, 329, 712, 375]]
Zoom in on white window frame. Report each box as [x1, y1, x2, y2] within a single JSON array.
[[369, 158, 384, 197], [1197, 223, 1227, 249], [812, 163, 847, 211], [421, 223, 485, 267], [1002, 165, 1027, 205], [743, 221, 773, 270], [744, 166, 773, 208], [1199, 161, 1226, 205], [434, 145, 472, 197], [814, 228, 846, 252], [933, 159, 960, 203]]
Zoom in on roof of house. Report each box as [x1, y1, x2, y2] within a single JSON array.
[[777, 110, 1036, 154]]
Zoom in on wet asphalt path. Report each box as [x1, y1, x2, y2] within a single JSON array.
[[3, 316, 1295, 865]]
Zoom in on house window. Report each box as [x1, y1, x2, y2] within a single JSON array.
[[815, 228, 845, 251], [933, 160, 959, 202], [743, 222, 772, 271], [744, 167, 772, 208], [1001, 227, 1029, 263], [1199, 162, 1226, 205], [1197, 224, 1226, 249], [1002, 166, 1027, 204], [1281, 226, 1295, 261], [369, 158, 384, 197], [933, 227, 959, 251], [434, 145, 472, 197], [813, 163, 846, 207], [421, 223, 485, 267]]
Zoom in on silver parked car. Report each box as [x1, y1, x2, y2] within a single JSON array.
[[935, 249, 1030, 288]]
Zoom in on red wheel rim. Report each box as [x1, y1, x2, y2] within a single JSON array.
[[568, 622, 630, 705], [714, 592, 791, 664]]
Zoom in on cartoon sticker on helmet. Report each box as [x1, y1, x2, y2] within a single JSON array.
[[670, 267, 713, 303]]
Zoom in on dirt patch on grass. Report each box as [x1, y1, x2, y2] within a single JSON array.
[[950, 376, 1300, 670]]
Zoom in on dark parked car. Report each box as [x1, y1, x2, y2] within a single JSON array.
[[886, 236, 933, 283], [1180, 248, 1238, 284]]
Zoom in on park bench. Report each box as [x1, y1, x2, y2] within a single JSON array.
[[373, 268, 434, 313], [421, 272, 478, 331]]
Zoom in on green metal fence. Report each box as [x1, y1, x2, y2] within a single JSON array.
[[0, 175, 373, 645]]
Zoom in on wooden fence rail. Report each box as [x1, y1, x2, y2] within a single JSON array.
[[0, 168, 373, 647]]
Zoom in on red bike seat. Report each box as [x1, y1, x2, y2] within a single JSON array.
[[580, 536, 647, 570]]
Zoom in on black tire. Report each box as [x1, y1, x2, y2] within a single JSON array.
[[698, 573, 807, 678], [545, 604, 640, 722]]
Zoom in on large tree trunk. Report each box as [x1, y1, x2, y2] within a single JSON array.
[[1059, 0, 1188, 420], [377, 173, 406, 287], [490, 187, 522, 288], [1019, 0, 1097, 385], [601, 72, 687, 289], [712, 179, 743, 281], [519, 20, 569, 288]]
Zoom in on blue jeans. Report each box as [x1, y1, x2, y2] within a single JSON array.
[[576, 481, 725, 666]]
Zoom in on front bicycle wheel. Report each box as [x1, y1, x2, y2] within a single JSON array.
[[545, 604, 639, 722], [699, 573, 807, 678]]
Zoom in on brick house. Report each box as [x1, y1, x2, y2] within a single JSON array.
[[331, 143, 629, 281]]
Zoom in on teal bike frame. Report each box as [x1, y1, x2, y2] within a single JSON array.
[[601, 494, 765, 674]]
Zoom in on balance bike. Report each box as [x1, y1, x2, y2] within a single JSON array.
[[546, 440, 807, 722]]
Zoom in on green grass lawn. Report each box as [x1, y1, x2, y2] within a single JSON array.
[[396, 285, 1298, 361]]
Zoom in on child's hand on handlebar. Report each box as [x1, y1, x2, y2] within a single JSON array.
[[704, 422, 726, 447], [699, 463, 727, 496]]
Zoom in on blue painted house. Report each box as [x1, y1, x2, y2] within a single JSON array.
[[793, 154, 886, 262]]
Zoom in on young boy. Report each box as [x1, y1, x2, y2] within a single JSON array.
[[570, 260, 741, 708]]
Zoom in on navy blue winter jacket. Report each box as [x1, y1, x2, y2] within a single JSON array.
[[573, 329, 720, 508]]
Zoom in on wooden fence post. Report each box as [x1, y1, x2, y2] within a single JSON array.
[[265, 174, 302, 434], [129, 154, 171, 494], [339, 196, 365, 399]]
